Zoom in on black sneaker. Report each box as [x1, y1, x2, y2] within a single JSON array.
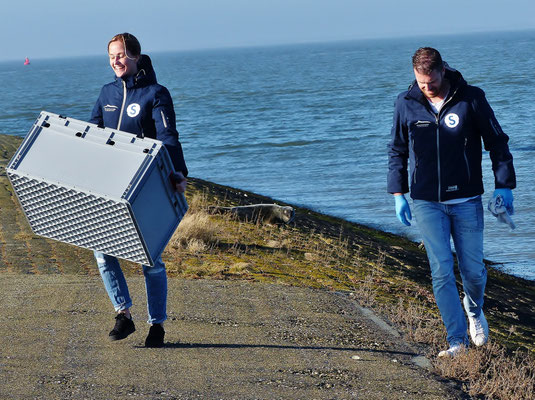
[[145, 324, 165, 348], [109, 313, 136, 341]]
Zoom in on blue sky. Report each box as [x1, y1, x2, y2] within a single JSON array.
[[3, 0, 535, 61]]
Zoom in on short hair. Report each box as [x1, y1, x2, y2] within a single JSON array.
[[108, 33, 141, 57], [412, 47, 443, 74]]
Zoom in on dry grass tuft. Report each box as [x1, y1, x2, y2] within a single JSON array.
[[434, 342, 535, 399], [184, 238, 209, 254], [170, 211, 221, 249], [169, 194, 226, 251], [185, 192, 212, 213], [350, 273, 378, 307], [349, 253, 385, 308], [228, 262, 253, 276], [386, 298, 445, 347]]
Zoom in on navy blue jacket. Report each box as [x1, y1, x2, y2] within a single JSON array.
[[90, 55, 188, 176], [387, 67, 515, 202]]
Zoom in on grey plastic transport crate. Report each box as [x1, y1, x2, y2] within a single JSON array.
[[6, 111, 188, 266]]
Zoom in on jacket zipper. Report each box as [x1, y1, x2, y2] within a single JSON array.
[[435, 114, 441, 201], [117, 80, 127, 130], [160, 110, 168, 128], [464, 137, 471, 181], [410, 138, 418, 184], [433, 87, 458, 202]]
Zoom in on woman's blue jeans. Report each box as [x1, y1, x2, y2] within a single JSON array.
[[94, 251, 168, 324], [413, 197, 487, 346]]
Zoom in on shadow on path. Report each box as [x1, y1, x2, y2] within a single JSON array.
[[137, 341, 418, 357]]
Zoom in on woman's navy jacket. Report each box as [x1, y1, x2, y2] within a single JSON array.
[[387, 67, 515, 202], [90, 55, 188, 176]]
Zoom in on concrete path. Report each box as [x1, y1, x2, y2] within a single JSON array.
[[0, 274, 465, 399]]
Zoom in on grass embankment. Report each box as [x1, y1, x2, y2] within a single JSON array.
[[1, 133, 534, 399]]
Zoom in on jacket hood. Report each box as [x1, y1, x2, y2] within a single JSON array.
[[117, 54, 157, 88], [406, 63, 467, 102]]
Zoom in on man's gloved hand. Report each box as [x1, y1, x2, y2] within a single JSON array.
[[493, 188, 514, 215], [394, 194, 412, 226]]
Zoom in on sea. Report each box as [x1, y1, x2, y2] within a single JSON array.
[[1, 30, 534, 280]]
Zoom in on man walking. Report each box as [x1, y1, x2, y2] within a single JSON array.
[[387, 47, 516, 357]]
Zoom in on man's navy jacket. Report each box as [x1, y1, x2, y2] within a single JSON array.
[[387, 67, 515, 202]]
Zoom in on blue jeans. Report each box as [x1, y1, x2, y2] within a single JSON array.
[[413, 197, 486, 346], [94, 251, 168, 324]]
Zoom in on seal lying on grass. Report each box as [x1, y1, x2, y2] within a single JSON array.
[[209, 204, 295, 224]]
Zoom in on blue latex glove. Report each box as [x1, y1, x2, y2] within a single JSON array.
[[394, 194, 412, 226], [493, 188, 514, 215]]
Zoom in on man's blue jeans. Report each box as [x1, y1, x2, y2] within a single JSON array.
[[413, 197, 487, 346], [94, 251, 168, 324]]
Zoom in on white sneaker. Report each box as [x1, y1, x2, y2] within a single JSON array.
[[438, 343, 464, 358], [468, 311, 489, 346]]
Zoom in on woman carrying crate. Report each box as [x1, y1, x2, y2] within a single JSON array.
[[90, 32, 188, 348]]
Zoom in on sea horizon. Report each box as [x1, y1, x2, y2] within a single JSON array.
[[2, 27, 535, 64]]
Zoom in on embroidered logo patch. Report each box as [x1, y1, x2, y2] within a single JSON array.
[[445, 113, 460, 128], [415, 120, 432, 127], [127, 103, 141, 117], [104, 104, 118, 112]]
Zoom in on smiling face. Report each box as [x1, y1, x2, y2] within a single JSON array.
[[108, 40, 139, 79], [414, 67, 446, 101]]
